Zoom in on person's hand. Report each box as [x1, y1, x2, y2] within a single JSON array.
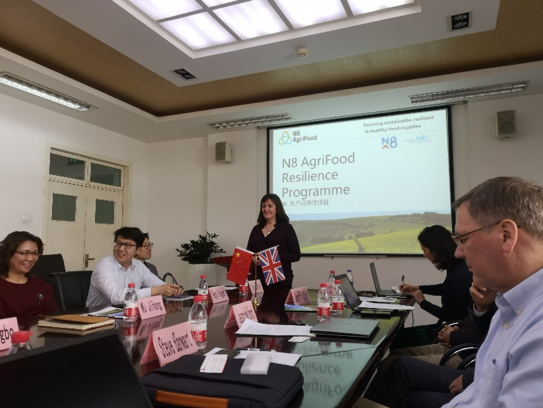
[[449, 375, 463, 395], [413, 289, 425, 303], [437, 325, 458, 347], [400, 283, 419, 294], [470, 284, 496, 312], [152, 284, 183, 297]]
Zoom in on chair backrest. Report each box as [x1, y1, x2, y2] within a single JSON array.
[[30, 253, 66, 284], [50, 270, 93, 311]]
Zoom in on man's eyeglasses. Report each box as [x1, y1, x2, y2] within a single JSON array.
[[451, 221, 501, 246], [114, 241, 136, 249], [15, 250, 40, 258], [141, 243, 154, 249]]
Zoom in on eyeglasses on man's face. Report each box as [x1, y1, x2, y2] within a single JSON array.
[[141, 243, 154, 249], [113, 241, 136, 250], [15, 250, 40, 258], [451, 221, 501, 246]]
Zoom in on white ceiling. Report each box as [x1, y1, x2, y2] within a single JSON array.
[[0, 0, 541, 142]]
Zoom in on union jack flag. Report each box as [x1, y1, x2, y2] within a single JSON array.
[[258, 246, 284, 285]]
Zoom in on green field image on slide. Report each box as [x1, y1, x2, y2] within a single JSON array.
[[293, 212, 452, 254]]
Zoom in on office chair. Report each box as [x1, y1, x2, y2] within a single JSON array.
[[439, 343, 479, 368], [50, 270, 93, 311], [30, 253, 66, 284]]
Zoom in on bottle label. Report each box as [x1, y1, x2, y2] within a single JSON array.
[[124, 302, 138, 318], [317, 305, 331, 316], [332, 300, 344, 311], [191, 329, 207, 343]]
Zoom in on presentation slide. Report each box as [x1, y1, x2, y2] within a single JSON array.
[[269, 107, 453, 255]]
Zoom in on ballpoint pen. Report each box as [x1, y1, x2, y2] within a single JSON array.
[[401, 275, 405, 290]]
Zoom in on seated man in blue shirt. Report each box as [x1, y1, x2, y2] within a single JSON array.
[[358, 176, 543, 408], [86, 227, 182, 307]]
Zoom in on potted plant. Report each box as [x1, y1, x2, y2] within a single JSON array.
[[176, 232, 226, 288]]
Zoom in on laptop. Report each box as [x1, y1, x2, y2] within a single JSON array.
[[370, 262, 411, 298], [336, 273, 362, 309], [310, 318, 379, 341], [0, 330, 153, 408]]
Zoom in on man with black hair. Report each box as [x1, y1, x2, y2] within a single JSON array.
[[86, 227, 182, 307]]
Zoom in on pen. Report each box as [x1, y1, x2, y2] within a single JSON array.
[[401, 275, 405, 290], [234, 348, 260, 351]]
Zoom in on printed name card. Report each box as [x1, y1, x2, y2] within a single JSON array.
[[141, 321, 197, 367], [248, 280, 264, 295], [285, 287, 311, 305], [209, 286, 228, 303], [223, 301, 257, 329], [0, 317, 18, 351], [137, 315, 166, 340], [138, 295, 166, 320]]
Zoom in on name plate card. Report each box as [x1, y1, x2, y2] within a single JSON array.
[[224, 301, 257, 329], [138, 296, 166, 320], [0, 317, 18, 351], [248, 280, 264, 295], [137, 315, 166, 340], [141, 321, 197, 367], [209, 286, 228, 303], [285, 287, 311, 305]]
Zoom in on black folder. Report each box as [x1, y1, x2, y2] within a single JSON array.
[[310, 318, 379, 340]]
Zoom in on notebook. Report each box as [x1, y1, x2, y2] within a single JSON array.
[[310, 318, 379, 341], [0, 330, 153, 408], [370, 262, 410, 298]]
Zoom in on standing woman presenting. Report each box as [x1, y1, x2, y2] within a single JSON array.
[[247, 194, 301, 294]]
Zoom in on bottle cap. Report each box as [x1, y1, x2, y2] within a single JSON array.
[[128, 283, 136, 288], [330, 270, 335, 274], [335, 279, 341, 284], [200, 275, 206, 279], [11, 331, 32, 343], [194, 295, 204, 302], [347, 269, 352, 272], [320, 283, 327, 287]]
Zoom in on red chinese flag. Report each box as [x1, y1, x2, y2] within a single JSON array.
[[227, 247, 254, 285]]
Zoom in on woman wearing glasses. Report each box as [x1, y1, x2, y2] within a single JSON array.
[[393, 224, 472, 348], [0, 231, 58, 326], [135, 233, 159, 277]]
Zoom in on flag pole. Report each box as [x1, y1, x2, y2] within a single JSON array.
[[252, 254, 260, 310]]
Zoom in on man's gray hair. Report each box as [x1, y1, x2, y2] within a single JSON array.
[[453, 176, 543, 241]]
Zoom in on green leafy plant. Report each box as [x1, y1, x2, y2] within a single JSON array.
[[176, 232, 226, 264]]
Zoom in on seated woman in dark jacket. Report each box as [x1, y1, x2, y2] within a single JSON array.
[[0, 231, 58, 328], [392, 225, 472, 348]]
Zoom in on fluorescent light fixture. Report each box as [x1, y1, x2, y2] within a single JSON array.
[[409, 82, 528, 104], [0, 72, 95, 112], [209, 113, 293, 129], [118, 0, 416, 53]]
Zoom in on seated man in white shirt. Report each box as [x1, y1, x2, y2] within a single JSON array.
[[86, 227, 183, 307]]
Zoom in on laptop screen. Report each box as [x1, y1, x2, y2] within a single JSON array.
[[370, 262, 382, 293], [336, 273, 361, 310], [0, 330, 152, 408]]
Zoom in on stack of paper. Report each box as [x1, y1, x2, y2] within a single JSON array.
[[38, 314, 116, 336]]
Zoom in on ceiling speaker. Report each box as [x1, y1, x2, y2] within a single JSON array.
[[215, 141, 232, 163], [496, 110, 516, 139]]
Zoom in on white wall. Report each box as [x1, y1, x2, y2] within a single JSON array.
[[0, 92, 149, 242]]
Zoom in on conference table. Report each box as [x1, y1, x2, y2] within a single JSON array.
[[27, 288, 412, 408]]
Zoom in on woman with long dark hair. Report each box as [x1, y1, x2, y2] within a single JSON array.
[[246, 194, 301, 295]]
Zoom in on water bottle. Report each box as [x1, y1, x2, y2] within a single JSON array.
[[198, 274, 208, 302], [189, 295, 208, 350], [6, 331, 32, 355], [332, 279, 345, 313], [346, 269, 354, 286], [327, 270, 336, 297], [317, 283, 331, 321], [124, 282, 139, 322]]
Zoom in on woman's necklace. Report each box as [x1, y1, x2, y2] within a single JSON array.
[[263, 224, 275, 236]]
